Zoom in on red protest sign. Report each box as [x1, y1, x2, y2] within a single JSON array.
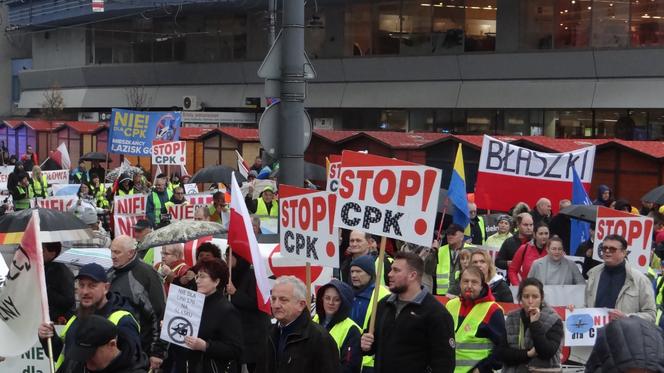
[[279, 185, 338, 268], [333, 150, 441, 247], [593, 206, 654, 273], [326, 154, 342, 193]]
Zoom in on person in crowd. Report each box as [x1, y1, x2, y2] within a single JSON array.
[[132, 172, 150, 194], [508, 223, 550, 286], [72, 160, 90, 185], [167, 174, 181, 192], [585, 315, 664, 373], [548, 199, 572, 253], [89, 173, 109, 209], [496, 278, 563, 372], [530, 198, 552, 227], [446, 248, 473, 297], [43, 242, 75, 324], [467, 202, 486, 245], [226, 250, 271, 373], [445, 266, 506, 373], [251, 214, 262, 237], [497, 213, 534, 273], [434, 223, 474, 296], [37, 263, 141, 373], [146, 177, 172, 228], [340, 230, 391, 286], [178, 242, 223, 289], [470, 249, 513, 303], [194, 205, 211, 221], [30, 165, 49, 198], [7, 160, 25, 194], [361, 251, 456, 373], [250, 156, 263, 172], [580, 234, 656, 322], [593, 184, 613, 207], [574, 224, 601, 279], [485, 215, 512, 249], [154, 243, 190, 295], [314, 279, 362, 373], [108, 235, 167, 370], [613, 199, 638, 215], [171, 259, 244, 373], [0, 140, 7, 165], [65, 315, 147, 373], [65, 207, 111, 248], [73, 183, 99, 211], [164, 186, 187, 209], [207, 191, 230, 230], [21, 144, 37, 170], [116, 174, 135, 196], [181, 174, 191, 185], [11, 172, 32, 211], [640, 200, 656, 216], [528, 235, 585, 285], [89, 160, 106, 182], [245, 186, 278, 217], [247, 170, 258, 183], [258, 276, 339, 373], [510, 202, 531, 226], [7, 154, 17, 166]]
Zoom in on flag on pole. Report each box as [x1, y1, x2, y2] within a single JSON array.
[[228, 171, 271, 314], [92, 0, 105, 12], [235, 150, 250, 179], [49, 142, 71, 169], [448, 144, 470, 229], [153, 164, 163, 184], [0, 210, 49, 356], [180, 164, 190, 177], [570, 168, 592, 253]]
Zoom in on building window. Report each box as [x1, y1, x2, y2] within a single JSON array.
[[379, 110, 408, 130], [630, 0, 664, 47], [595, 109, 622, 138], [520, 0, 554, 49], [466, 110, 496, 134], [400, 1, 433, 56], [373, 1, 402, 55], [432, 0, 465, 53], [555, 0, 591, 48], [464, 0, 497, 52], [592, 0, 629, 48], [345, 2, 372, 56], [649, 110, 664, 140], [555, 110, 593, 138]]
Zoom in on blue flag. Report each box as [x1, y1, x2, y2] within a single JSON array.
[[448, 144, 469, 229], [570, 168, 592, 254]]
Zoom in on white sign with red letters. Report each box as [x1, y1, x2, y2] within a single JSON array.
[[326, 154, 341, 193], [152, 141, 186, 165]]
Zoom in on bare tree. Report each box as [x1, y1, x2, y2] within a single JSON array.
[[40, 83, 64, 121], [124, 86, 153, 110]]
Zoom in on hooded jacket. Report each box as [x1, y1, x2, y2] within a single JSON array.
[[315, 279, 362, 373], [585, 316, 664, 372], [593, 185, 613, 207]]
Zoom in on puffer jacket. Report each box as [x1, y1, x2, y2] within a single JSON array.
[[508, 241, 547, 286], [585, 316, 664, 372]]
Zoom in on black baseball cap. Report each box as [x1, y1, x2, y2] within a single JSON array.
[[132, 219, 152, 231], [66, 315, 118, 362], [75, 263, 108, 283], [445, 223, 465, 235]]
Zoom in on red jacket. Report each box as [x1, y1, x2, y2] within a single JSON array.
[[508, 241, 547, 285]]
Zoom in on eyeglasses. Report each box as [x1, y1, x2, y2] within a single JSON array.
[[601, 245, 622, 254], [195, 273, 210, 280]]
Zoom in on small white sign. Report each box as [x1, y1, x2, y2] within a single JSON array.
[[160, 285, 205, 349], [564, 308, 609, 347], [184, 183, 199, 194], [152, 141, 186, 165]]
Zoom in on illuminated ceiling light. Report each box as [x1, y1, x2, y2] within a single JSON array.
[[565, 9, 569, 12], [420, 3, 432, 6], [588, 6, 591, 9], [609, 3, 613, 6], [565, 26, 569, 30], [571, 0, 575, 3], [560, 23, 564, 26], [643, 13, 650, 18]]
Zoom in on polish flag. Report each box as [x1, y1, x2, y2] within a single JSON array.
[[235, 150, 250, 179], [228, 171, 271, 314], [183, 236, 212, 266], [50, 143, 71, 169]]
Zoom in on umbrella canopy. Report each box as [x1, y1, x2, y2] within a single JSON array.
[[189, 165, 246, 185], [80, 152, 109, 162], [0, 208, 93, 244], [437, 188, 456, 215], [138, 220, 228, 251], [642, 185, 664, 205], [559, 204, 598, 223], [106, 164, 143, 182], [55, 248, 112, 269], [269, 161, 327, 181]]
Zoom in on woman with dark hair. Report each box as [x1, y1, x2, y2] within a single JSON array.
[[172, 258, 244, 373], [508, 223, 550, 286], [177, 242, 223, 290], [226, 250, 271, 373], [497, 278, 563, 373]]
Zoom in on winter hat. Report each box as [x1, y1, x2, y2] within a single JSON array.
[[350, 255, 376, 279], [497, 214, 511, 224]]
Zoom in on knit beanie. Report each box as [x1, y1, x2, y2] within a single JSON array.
[[350, 255, 376, 280]]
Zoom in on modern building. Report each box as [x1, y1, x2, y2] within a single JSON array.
[[5, 0, 664, 139]]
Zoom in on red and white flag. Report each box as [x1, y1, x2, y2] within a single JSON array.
[[235, 150, 250, 179], [92, 0, 105, 12], [50, 142, 71, 170], [228, 172, 271, 314], [0, 211, 49, 356], [180, 164, 190, 177]]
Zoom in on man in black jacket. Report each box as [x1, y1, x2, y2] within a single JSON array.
[[496, 212, 533, 272], [258, 275, 339, 373], [361, 251, 455, 373], [108, 235, 166, 371], [43, 242, 75, 324]]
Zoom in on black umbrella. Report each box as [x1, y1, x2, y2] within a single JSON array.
[[189, 165, 246, 185], [642, 185, 664, 205], [269, 161, 327, 181], [437, 188, 456, 215], [0, 208, 93, 244], [80, 152, 109, 162], [559, 204, 598, 223]]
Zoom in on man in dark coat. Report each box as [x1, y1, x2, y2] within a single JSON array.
[[257, 275, 339, 373], [361, 251, 456, 373], [43, 242, 75, 324], [496, 212, 533, 272]]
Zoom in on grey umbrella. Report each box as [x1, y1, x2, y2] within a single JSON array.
[[189, 165, 246, 185], [80, 152, 109, 162], [642, 185, 664, 205], [559, 204, 598, 223], [105, 164, 143, 182], [137, 220, 227, 251]]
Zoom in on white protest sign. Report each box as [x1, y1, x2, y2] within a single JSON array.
[[564, 308, 609, 346], [279, 185, 339, 268], [184, 193, 213, 208], [510, 284, 586, 307], [184, 183, 198, 194], [0, 166, 13, 190], [52, 184, 80, 196], [334, 150, 441, 247], [33, 170, 69, 185], [35, 196, 78, 212], [326, 155, 341, 193], [167, 204, 196, 221], [113, 194, 147, 216], [160, 285, 205, 349], [0, 326, 64, 373], [114, 215, 144, 238], [152, 141, 186, 165], [593, 206, 654, 273]]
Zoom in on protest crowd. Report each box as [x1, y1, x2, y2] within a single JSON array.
[[2, 135, 664, 373]]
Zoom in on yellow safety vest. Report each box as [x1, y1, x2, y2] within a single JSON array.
[[54, 310, 138, 371], [361, 285, 391, 368], [446, 297, 495, 373], [435, 244, 473, 295], [374, 256, 394, 287], [91, 184, 109, 209], [118, 188, 134, 196], [313, 315, 361, 355], [656, 276, 664, 324], [256, 197, 278, 217], [31, 175, 48, 198], [152, 190, 173, 225], [464, 216, 486, 244], [14, 185, 32, 210]]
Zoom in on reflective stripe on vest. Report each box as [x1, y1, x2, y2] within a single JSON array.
[[361, 285, 391, 368], [54, 310, 138, 371], [256, 197, 278, 217], [14, 185, 31, 210], [31, 175, 48, 198], [118, 188, 134, 196], [313, 315, 361, 355], [446, 297, 495, 373], [92, 184, 108, 208], [435, 245, 452, 295], [152, 190, 173, 224], [657, 276, 664, 325]]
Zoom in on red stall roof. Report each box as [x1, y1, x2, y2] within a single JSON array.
[[59, 121, 107, 134], [179, 127, 214, 140], [517, 136, 610, 152], [20, 120, 65, 131], [217, 127, 259, 142], [614, 140, 664, 159], [363, 131, 448, 149], [313, 129, 360, 143], [1, 119, 23, 128]]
